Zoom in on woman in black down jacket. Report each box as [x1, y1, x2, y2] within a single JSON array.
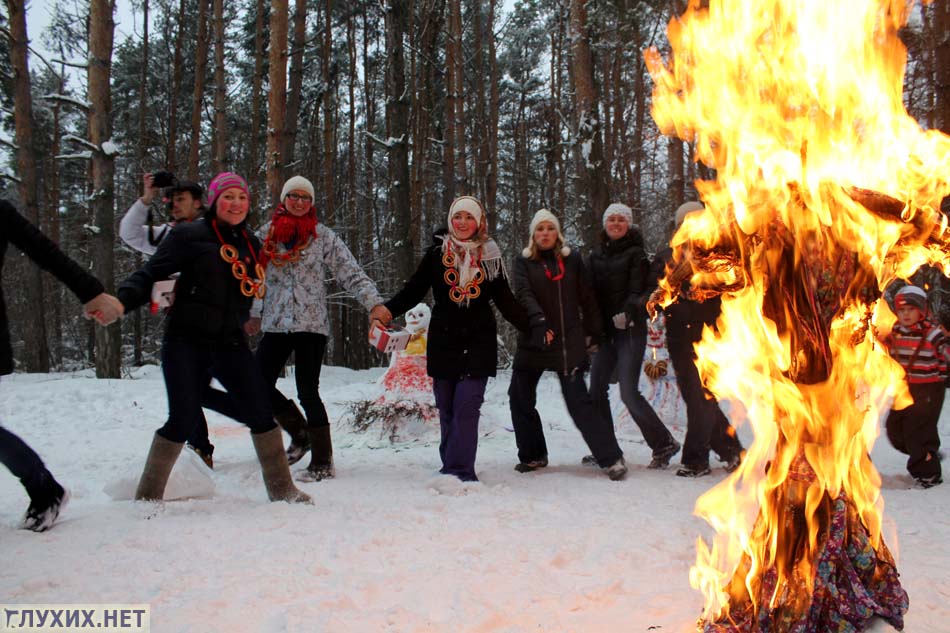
[[509, 209, 627, 480], [1, 200, 122, 531], [587, 203, 679, 469], [115, 173, 309, 503], [379, 196, 528, 482], [654, 202, 743, 477]]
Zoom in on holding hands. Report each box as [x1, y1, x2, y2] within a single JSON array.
[[84, 293, 124, 326]]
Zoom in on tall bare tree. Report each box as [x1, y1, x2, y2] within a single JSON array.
[[282, 0, 307, 178], [385, 0, 413, 282], [133, 0, 150, 366], [166, 0, 187, 171], [321, 0, 336, 223], [187, 0, 210, 176], [267, 0, 289, 204], [4, 0, 50, 372], [247, 0, 266, 212], [211, 0, 227, 172], [88, 0, 120, 377], [568, 0, 610, 241], [934, 1, 950, 134]]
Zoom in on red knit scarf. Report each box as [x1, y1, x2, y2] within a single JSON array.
[[270, 205, 318, 244]]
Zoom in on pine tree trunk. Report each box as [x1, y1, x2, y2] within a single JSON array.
[[934, 1, 950, 134], [7, 0, 47, 371], [568, 0, 610, 242], [134, 0, 150, 367], [486, 0, 500, 227], [282, 0, 307, 173], [267, 0, 289, 204], [187, 0, 210, 177], [247, 0, 266, 215], [322, 0, 336, 224], [211, 0, 227, 173], [89, 0, 121, 378], [4, 0, 50, 372], [385, 0, 414, 284], [167, 0, 187, 171]]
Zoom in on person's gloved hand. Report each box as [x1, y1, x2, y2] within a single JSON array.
[[531, 325, 549, 348], [612, 312, 628, 330]]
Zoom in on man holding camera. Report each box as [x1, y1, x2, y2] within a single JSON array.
[[119, 172, 204, 255]]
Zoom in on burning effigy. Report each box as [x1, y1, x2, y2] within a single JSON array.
[[645, 0, 950, 631]]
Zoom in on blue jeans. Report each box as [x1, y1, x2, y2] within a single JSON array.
[[158, 338, 276, 443], [589, 325, 676, 455], [0, 425, 56, 500], [432, 377, 488, 481]]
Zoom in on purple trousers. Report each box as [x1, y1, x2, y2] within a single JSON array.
[[432, 377, 488, 481]]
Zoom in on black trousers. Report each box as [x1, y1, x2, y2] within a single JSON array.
[[885, 381, 943, 480], [508, 367, 623, 468], [256, 332, 330, 428], [667, 324, 742, 467], [158, 338, 276, 442]]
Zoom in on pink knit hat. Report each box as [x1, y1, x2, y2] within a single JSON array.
[[206, 172, 249, 210]]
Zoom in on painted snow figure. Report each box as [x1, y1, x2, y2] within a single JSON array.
[[349, 304, 437, 442], [380, 303, 434, 396], [638, 312, 686, 431]]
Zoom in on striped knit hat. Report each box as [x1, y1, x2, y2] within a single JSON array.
[[895, 285, 928, 313], [206, 172, 249, 211]]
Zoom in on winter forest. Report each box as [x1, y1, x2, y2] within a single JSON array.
[[1, 0, 950, 377]]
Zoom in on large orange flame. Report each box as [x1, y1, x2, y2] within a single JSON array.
[[646, 0, 950, 628]]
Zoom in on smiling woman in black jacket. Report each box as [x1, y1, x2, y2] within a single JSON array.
[[114, 173, 309, 504], [379, 196, 528, 482], [587, 203, 680, 469], [508, 209, 627, 481]]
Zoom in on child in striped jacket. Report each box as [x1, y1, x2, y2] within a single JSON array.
[[883, 285, 948, 488]]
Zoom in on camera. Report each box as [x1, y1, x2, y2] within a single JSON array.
[[151, 171, 178, 189]]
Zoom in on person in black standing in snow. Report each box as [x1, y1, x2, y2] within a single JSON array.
[[587, 203, 680, 469], [112, 172, 310, 503], [652, 201, 743, 477], [0, 199, 124, 531], [119, 172, 225, 468], [375, 196, 528, 482], [509, 209, 628, 480]]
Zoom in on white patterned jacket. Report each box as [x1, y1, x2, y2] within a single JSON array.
[[251, 223, 383, 335]]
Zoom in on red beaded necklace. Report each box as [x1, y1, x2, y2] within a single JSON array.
[[211, 219, 266, 299]]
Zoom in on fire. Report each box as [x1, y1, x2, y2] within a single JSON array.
[[645, 0, 950, 630]]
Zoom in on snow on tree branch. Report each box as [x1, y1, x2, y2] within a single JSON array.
[[62, 135, 100, 152], [364, 132, 406, 148], [0, 172, 22, 183], [41, 94, 91, 110], [55, 152, 93, 161]]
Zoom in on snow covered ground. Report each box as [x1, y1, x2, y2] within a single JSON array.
[[1, 365, 948, 632]]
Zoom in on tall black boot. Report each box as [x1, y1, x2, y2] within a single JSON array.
[[296, 425, 334, 483], [274, 400, 311, 465]]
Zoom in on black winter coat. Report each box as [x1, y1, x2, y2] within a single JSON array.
[[117, 216, 261, 347], [587, 229, 654, 333], [385, 232, 529, 380], [0, 200, 105, 375], [652, 245, 722, 343], [512, 248, 603, 373]]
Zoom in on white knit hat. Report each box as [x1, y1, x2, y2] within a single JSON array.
[[448, 196, 484, 231], [280, 175, 315, 203], [523, 208, 571, 258], [674, 201, 704, 227], [602, 202, 634, 229]]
